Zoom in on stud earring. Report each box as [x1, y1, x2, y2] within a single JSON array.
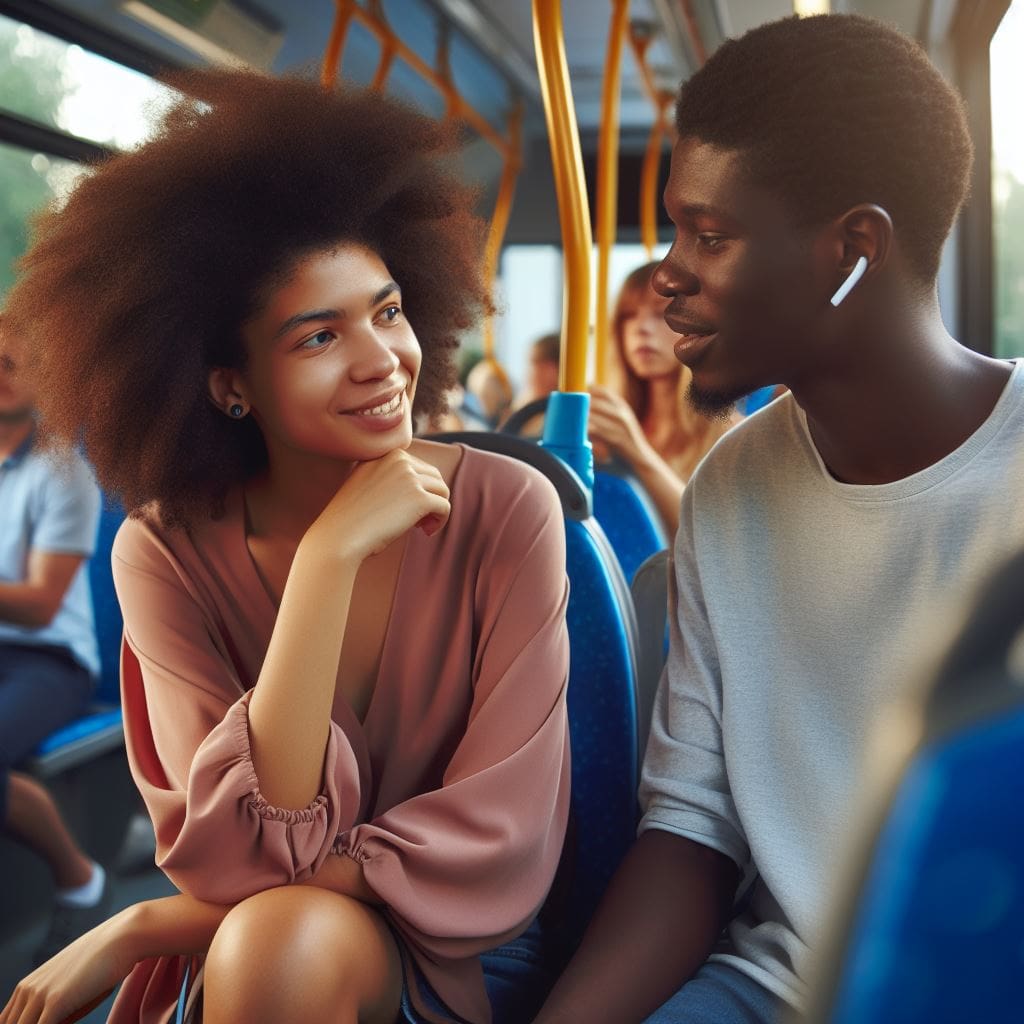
[[229, 403, 245, 418], [830, 256, 869, 308]]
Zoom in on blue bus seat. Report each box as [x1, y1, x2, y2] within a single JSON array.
[[501, 396, 669, 585], [25, 497, 126, 780], [630, 548, 670, 768], [802, 548, 1024, 1024], [427, 431, 641, 957], [593, 457, 669, 586]]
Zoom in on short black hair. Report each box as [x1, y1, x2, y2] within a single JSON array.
[[675, 14, 972, 281]]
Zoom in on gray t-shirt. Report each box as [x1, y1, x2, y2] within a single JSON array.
[[0, 433, 101, 677], [639, 360, 1024, 1008]]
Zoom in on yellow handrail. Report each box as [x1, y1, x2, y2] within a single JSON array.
[[594, 0, 630, 387], [532, 0, 592, 394], [640, 93, 674, 257], [321, 0, 515, 161], [320, 0, 356, 91], [481, 100, 524, 364]]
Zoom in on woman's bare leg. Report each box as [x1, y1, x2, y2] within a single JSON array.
[[204, 886, 403, 1024]]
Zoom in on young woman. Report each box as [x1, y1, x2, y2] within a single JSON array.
[[0, 70, 570, 1024], [588, 262, 738, 534]]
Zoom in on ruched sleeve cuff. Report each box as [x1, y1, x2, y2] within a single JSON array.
[[149, 690, 364, 903]]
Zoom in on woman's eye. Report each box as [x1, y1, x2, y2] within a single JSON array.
[[381, 304, 402, 323], [299, 330, 333, 350], [698, 234, 727, 250]]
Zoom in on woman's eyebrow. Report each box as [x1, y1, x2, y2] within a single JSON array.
[[273, 283, 401, 339], [274, 308, 339, 339], [371, 281, 401, 305]]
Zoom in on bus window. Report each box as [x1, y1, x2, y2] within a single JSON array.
[[992, 1, 1024, 359]]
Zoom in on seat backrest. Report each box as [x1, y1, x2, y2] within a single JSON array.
[[803, 548, 1024, 1024], [89, 496, 127, 704], [425, 431, 641, 955], [630, 548, 670, 768], [593, 460, 668, 591]]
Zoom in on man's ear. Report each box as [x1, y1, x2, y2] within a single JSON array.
[[834, 203, 893, 280], [207, 367, 247, 416]]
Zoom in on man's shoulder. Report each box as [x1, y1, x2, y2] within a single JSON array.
[[688, 392, 801, 497]]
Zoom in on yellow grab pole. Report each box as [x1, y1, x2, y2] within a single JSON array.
[[594, 0, 629, 387], [481, 100, 524, 365], [321, 0, 356, 88], [640, 94, 673, 258], [532, 0, 592, 394]]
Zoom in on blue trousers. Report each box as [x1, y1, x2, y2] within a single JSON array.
[[0, 642, 93, 821], [400, 918, 554, 1023], [642, 960, 783, 1024]]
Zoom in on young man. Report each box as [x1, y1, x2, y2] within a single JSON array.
[[0, 329, 109, 963], [537, 14, 1024, 1024]]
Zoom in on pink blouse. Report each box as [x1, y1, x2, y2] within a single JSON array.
[[107, 445, 571, 1024]]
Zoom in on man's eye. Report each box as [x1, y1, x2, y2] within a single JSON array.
[[698, 234, 727, 250], [381, 305, 402, 322]]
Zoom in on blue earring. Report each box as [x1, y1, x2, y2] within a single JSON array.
[[229, 404, 245, 418]]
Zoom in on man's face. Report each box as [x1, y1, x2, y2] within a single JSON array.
[[653, 138, 836, 413], [0, 352, 34, 424]]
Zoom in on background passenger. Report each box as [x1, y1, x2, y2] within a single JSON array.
[[521, 331, 561, 405], [1, 71, 569, 1024], [0, 329, 107, 966], [589, 262, 738, 535], [538, 14, 1024, 1024], [504, 331, 561, 436], [465, 356, 514, 428]]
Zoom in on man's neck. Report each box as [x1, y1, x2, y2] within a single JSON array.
[[0, 416, 33, 462], [790, 303, 1011, 485]]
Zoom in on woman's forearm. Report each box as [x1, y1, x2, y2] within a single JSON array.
[[123, 894, 232, 962], [247, 543, 360, 810], [631, 449, 684, 537]]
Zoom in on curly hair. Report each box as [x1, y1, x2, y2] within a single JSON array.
[[675, 14, 972, 281], [3, 69, 490, 527]]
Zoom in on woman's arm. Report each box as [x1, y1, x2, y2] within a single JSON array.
[[588, 385, 684, 535], [248, 449, 450, 810], [0, 869, 381, 1024], [0, 895, 230, 1024]]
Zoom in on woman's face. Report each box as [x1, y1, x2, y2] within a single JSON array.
[[228, 243, 421, 467], [620, 284, 680, 382]]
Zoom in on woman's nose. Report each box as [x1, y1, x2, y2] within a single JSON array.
[[350, 331, 400, 381]]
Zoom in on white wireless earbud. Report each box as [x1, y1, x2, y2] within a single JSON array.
[[829, 255, 868, 307]]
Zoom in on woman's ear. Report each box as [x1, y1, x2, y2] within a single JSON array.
[[207, 367, 247, 418]]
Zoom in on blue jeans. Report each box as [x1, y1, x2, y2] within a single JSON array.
[[0, 643, 93, 821], [400, 918, 554, 1023], [642, 960, 782, 1024]]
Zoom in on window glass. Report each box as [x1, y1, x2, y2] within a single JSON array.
[[992, 1, 1024, 358], [0, 13, 177, 151], [0, 143, 89, 301]]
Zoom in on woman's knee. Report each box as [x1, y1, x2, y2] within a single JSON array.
[[205, 886, 401, 1022]]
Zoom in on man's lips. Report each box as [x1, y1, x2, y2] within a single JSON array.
[[664, 315, 718, 361]]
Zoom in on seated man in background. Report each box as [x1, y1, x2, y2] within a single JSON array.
[[537, 13, 1024, 1024], [504, 331, 562, 436], [0, 321, 108, 964]]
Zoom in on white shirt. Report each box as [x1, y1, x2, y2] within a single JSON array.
[[640, 361, 1024, 1007]]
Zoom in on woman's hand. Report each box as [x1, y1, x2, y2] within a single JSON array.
[[588, 385, 655, 469], [0, 909, 137, 1024], [304, 449, 451, 563]]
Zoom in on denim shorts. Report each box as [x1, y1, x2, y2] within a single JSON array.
[[641, 959, 783, 1024], [400, 918, 555, 1024]]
